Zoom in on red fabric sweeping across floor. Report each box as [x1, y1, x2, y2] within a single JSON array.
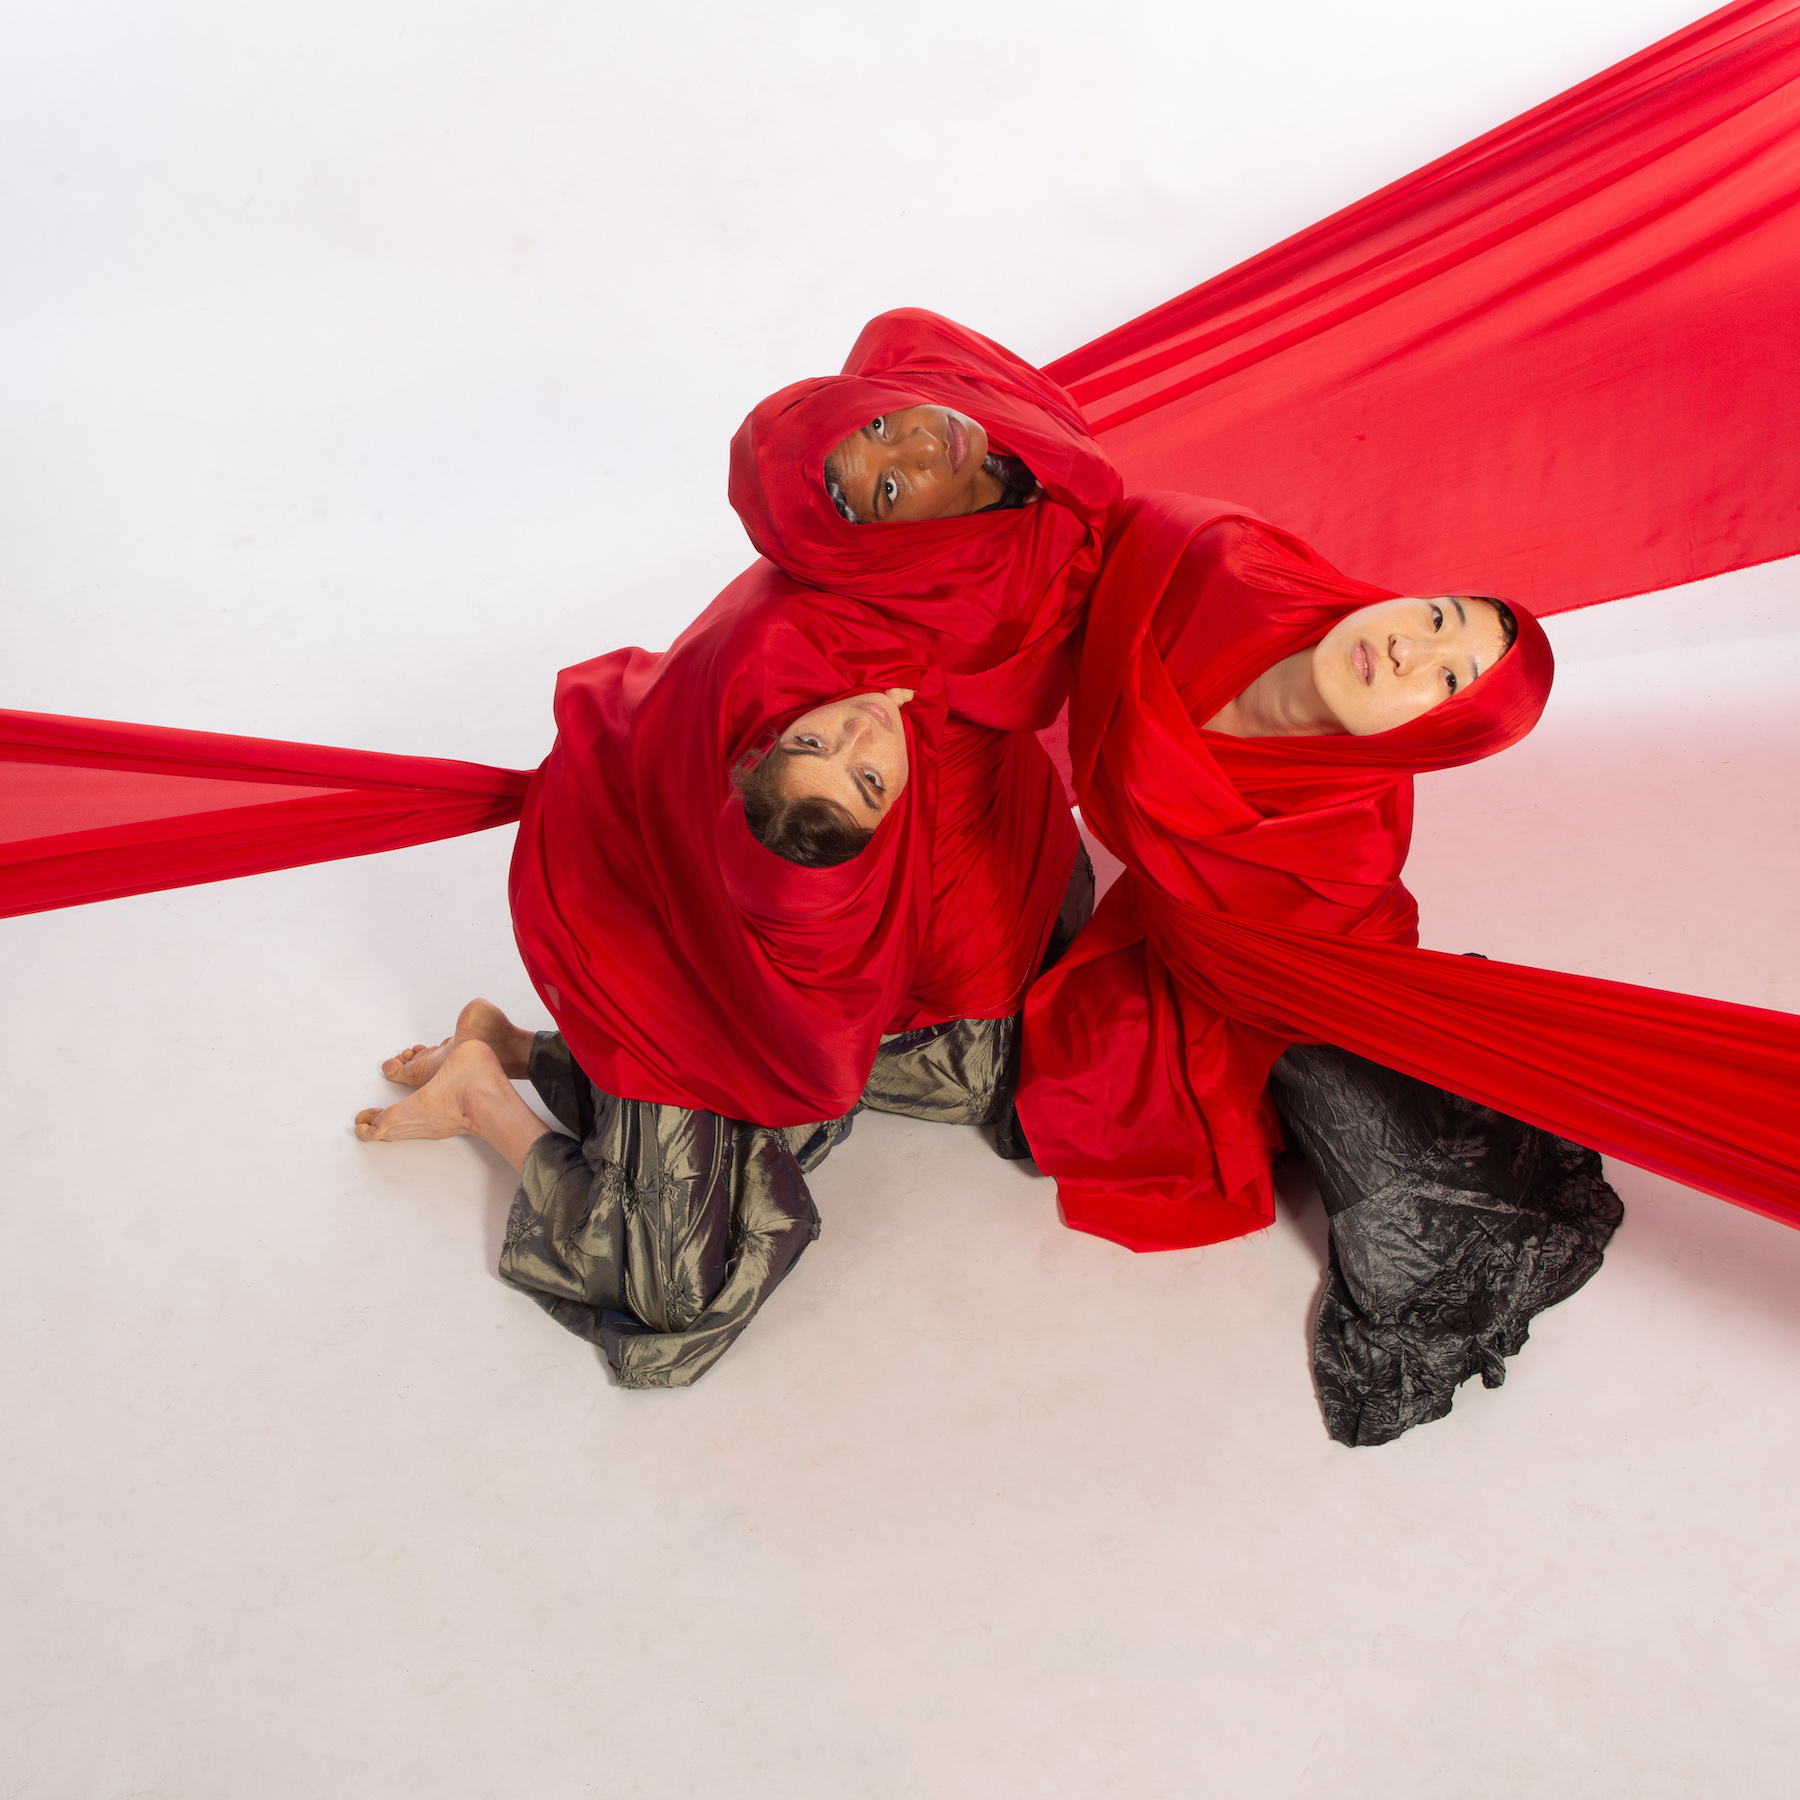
[[1048, 0, 1800, 616]]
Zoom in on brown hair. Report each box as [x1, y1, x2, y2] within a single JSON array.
[[734, 746, 875, 867]]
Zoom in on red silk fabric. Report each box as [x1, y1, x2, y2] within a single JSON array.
[[509, 565, 943, 1126], [1049, 0, 1800, 615], [729, 308, 1123, 731], [1022, 499, 1800, 1243], [0, 709, 529, 920], [506, 545, 1079, 1125], [1020, 498, 1566, 1246]]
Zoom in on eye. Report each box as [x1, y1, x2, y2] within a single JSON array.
[[792, 733, 824, 749], [861, 766, 885, 793], [870, 416, 885, 435], [1431, 604, 1444, 631], [1444, 668, 1458, 695], [882, 475, 899, 505]]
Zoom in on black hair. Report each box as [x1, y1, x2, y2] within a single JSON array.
[[734, 748, 875, 867], [973, 451, 1039, 513]]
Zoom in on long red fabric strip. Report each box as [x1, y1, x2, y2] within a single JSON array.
[[0, 710, 529, 918], [1196, 916, 1800, 1226], [1046, 0, 1800, 614]]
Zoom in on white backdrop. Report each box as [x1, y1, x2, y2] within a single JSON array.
[[2, 0, 1717, 756], [5, 4, 1799, 1796]]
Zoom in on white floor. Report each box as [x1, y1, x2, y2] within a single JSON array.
[[7, 3, 1800, 1793]]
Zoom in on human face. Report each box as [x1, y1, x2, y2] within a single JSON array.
[[1312, 596, 1510, 735], [825, 407, 992, 522], [774, 689, 914, 819]]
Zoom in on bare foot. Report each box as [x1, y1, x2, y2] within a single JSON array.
[[357, 1039, 509, 1142], [380, 997, 536, 1088]]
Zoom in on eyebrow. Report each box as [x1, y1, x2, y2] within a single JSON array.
[[1447, 595, 1483, 683]]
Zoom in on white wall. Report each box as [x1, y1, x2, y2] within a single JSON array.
[[4, 0, 1713, 761]]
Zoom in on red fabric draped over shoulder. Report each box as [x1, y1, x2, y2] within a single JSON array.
[[507, 563, 942, 1126], [1023, 494, 1800, 1245], [1019, 494, 1556, 1246], [729, 308, 1123, 732]]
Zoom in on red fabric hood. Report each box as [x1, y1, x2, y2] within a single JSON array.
[[508, 562, 944, 1126], [728, 309, 1124, 731], [1023, 495, 1557, 1249]]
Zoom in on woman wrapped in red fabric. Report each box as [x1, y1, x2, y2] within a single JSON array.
[[355, 569, 953, 1387], [1019, 494, 1552, 1245], [1016, 494, 1630, 1441], [354, 311, 1120, 1388], [728, 307, 1123, 1042]]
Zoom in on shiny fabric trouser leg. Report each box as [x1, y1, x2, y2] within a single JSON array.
[[497, 1033, 853, 1389]]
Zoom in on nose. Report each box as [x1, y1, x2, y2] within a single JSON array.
[[1388, 632, 1430, 675], [841, 713, 874, 752], [901, 419, 945, 466]]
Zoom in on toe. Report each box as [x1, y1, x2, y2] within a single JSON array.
[[355, 1107, 385, 1140]]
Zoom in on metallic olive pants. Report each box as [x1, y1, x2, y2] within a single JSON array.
[[500, 1015, 1019, 1388], [499, 846, 1096, 1387]]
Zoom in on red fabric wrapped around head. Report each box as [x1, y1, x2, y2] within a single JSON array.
[[1022, 494, 1555, 1250], [728, 309, 1123, 730], [508, 562, 944, 1126]]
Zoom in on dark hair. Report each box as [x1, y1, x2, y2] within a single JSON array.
[[1465, 594, 1519, 655], [974, 451, 1039, 513], [734, 747, 875, 867]]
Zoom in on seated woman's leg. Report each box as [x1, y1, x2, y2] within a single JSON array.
[[1270, 1044, 1624, 1447], [355, 1039, 547, 1171], [524, 1029, 592, 1138], [361, 1019, 839, 1387], [379, 998, 537, 1091], [862, 1016, 1020, 1127]]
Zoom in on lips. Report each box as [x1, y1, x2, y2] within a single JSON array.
[[945, 412, 970, 474], [1353, 640, 1373, 686], [856, 699, 894, 731]]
